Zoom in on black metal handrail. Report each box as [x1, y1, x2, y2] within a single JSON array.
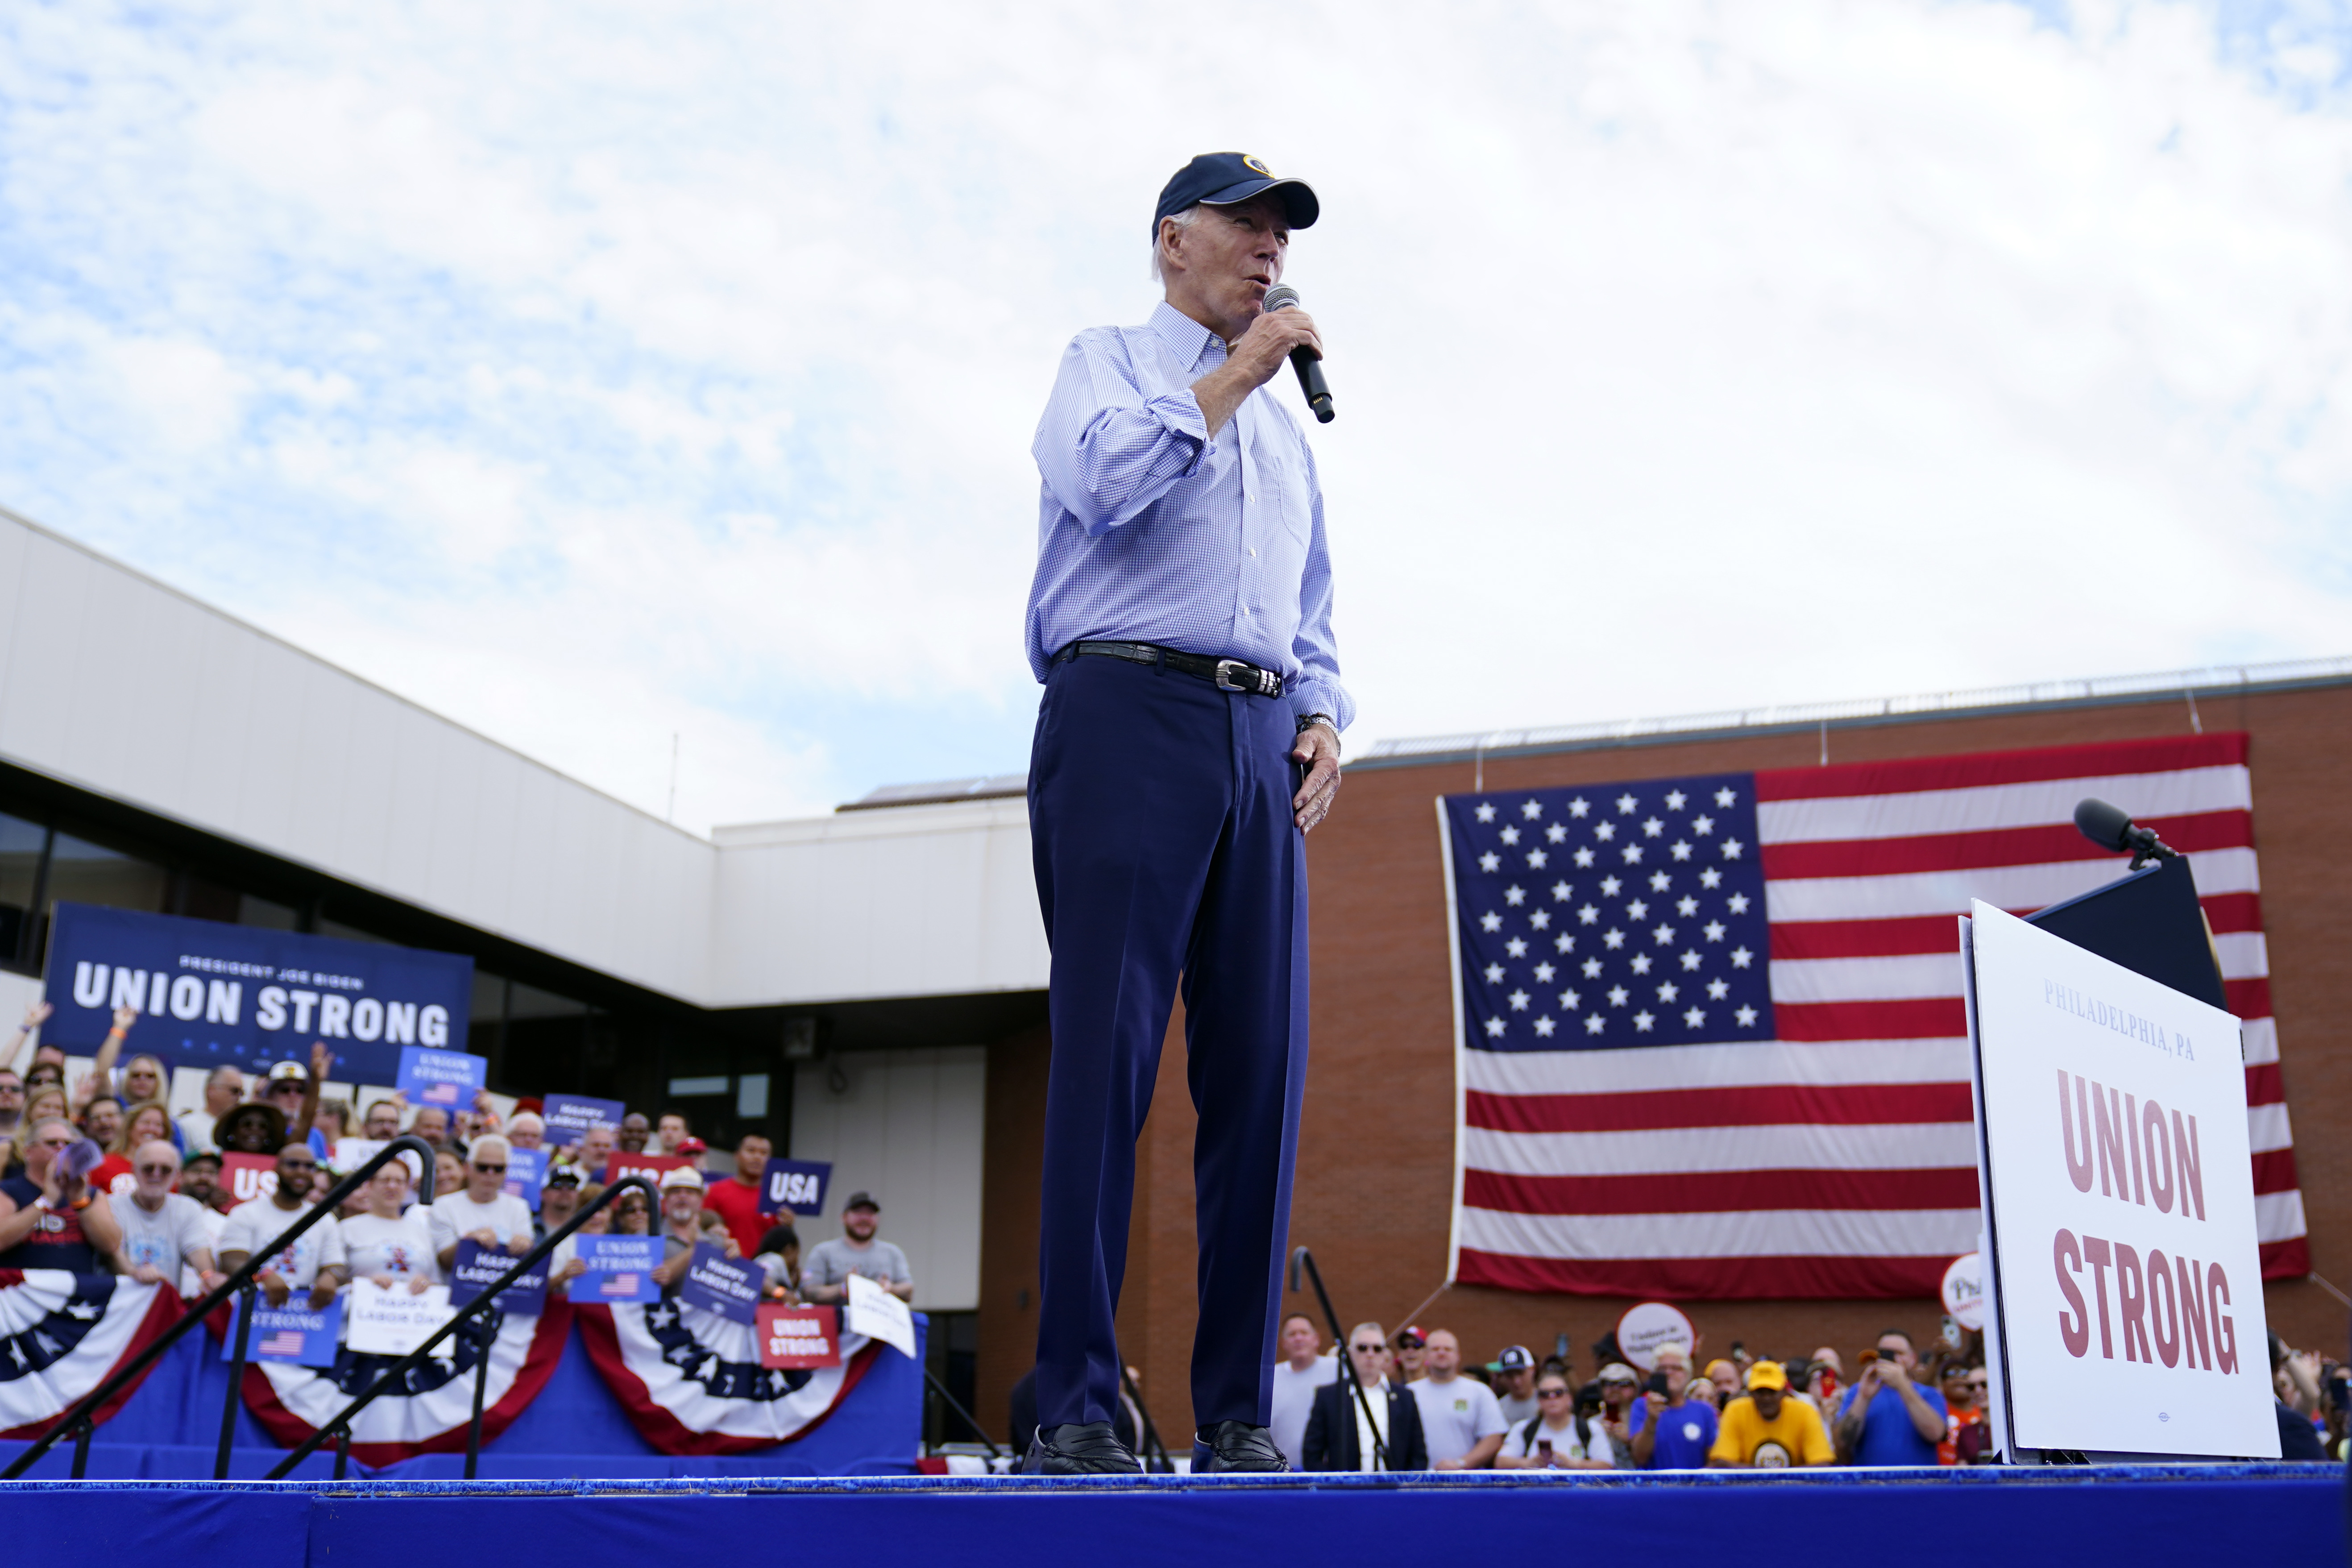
[[1, 1133, 439, 1480], [265, 1174, 659, 1478]]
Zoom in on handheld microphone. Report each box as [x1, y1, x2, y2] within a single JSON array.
[[1260, 284, 1334, 423], [2073, 798, 2178, 863]]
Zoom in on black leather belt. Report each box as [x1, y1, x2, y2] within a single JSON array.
[[1057, 640, 1285, 698]]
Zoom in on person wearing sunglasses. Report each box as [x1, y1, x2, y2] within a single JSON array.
[[1497, 1373, 1617, 1469], [1300, 1323, 1429, 1471], [217, 1143, 348, 1309], [113, 1140, 227, 1296], [427, 1132, 534, 1270], [0, 1116, 124, 1269]]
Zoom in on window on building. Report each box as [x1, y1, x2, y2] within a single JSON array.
[[500, 982, 588, 1099], [0, 814, 47, 970], [44, 832, 168, 919], [238, 894, 301, 930]]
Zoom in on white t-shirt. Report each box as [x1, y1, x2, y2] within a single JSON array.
[[176, 1108, 220, 1156], [427, 1191, 535, 1255], [1411, 1374, 1508, 1464], [1270, 1354, 1338, 1470], [1501, 1413, 1610, 1465], [219, 1199, 346, 1288], [340, 1211, 442, 1283], [1499, 1390, 1541, 1426], [184, 1206, 227, 1298], [115, 1193, 214, 1278]]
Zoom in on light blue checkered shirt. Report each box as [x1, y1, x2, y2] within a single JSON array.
[[1025, 301, 1352, 731]]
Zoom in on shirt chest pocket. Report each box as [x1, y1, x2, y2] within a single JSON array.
[[1252, 439, 1312, 546]]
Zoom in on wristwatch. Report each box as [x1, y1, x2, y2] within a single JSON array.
[[1295, 713, 1339, 757]]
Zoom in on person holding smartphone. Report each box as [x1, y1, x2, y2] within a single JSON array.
[[1496, 1372, 1615, 1469], [1629, 1343, 1718, 1469]]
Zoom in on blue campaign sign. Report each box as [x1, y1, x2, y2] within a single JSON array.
[[678, 1242, 761, 1325], [503, 1147, 546, 1210], [225, 1296, 344, 1368], [398, 1045, 485, 1110], [564, 1235, 661, 1303], [44, 903, 473, 1085], [759, 1159, 832, 1217], [448, 1238, 549, 1313], [542, 1094, 625, 1147]]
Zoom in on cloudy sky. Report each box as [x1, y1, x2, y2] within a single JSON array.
[[3, 1, 2348, 832]]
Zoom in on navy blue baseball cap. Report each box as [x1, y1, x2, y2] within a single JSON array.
[[1153, 152, 1319, 239]]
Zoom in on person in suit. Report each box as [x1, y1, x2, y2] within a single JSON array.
[[1302, 1322, 1428, 1472]]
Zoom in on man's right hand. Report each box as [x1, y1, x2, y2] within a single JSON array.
[[1643, 1391, 1668, 1419], [258, 1271, 290, 1308], [1225, 303, 1321, 390], [1191, 306, 1324, 437]]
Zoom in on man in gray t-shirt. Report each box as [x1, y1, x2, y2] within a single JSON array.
[[797, 1191, 913, 1304]]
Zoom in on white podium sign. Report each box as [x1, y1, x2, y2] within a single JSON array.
[[1965, 901, 2276, 1459]]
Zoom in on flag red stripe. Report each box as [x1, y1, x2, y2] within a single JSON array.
[[1772, 892, 2264, 959], [1464, 1166, 1980, 1215], [1774, 998, 1968, 1042], [2261, 1236, 2310, 1280], [1456, 1247, 1950, 1299], [1771, 913, 1979, 960], [1755, 734, 2247, 803], [1759, 811, 2250, 880], [2225, 977, 2272, 1019], [1466, 1081, 1972, 1134], [2252, 1149, 2301, 1195], [2199, 892, 2264, 936], [2244, 1062, 2284, 1108]]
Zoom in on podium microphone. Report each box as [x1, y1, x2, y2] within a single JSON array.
[[1261, 285, 1334, 424], [2074, 798, 2178, 867]]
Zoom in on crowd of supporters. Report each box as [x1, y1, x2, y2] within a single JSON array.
[[0, 1002, 915, 1321], [1262, 1316, 2345, 1469]]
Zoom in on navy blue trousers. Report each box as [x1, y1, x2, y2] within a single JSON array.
[[1028, 651, 1311, 1434]]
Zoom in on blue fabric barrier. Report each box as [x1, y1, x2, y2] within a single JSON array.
[[0, 1310, 923, 1478], [0, 1465, 2341, 1565]]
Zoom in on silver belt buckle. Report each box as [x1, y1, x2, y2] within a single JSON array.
[[1214, 658, 1257, 694]]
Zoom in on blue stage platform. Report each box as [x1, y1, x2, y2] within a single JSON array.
[[0, 1310, 925, 1478], [4, 1464, 2342, 1566]]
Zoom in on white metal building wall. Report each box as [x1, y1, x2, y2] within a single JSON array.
[[0, 506, 1048, 1011], [788, 1046, 989, 1312]]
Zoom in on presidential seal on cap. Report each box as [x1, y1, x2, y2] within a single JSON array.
[[1153, 152, 1319, 238]]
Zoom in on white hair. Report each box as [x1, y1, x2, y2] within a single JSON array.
[[1150, 203, 1207, 285], [469, 1133, 510, 1162]]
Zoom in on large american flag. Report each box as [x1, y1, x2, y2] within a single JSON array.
[[1440, 733, 2306, 1298]]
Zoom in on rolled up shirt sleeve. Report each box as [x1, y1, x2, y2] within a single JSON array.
[[1033, 333, 1212, 538], [1288, 443, 1354, 731]]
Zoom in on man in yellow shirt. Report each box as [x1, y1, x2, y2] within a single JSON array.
[[1708, 1361, 1833, 1468]]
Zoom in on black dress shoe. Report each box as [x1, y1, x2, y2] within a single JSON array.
[[1023, 1420, 1142, 1475], [1191, 1420, 1289, 1473]]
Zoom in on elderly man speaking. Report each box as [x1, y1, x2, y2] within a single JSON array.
[[1021, 152, 1349, 1475]]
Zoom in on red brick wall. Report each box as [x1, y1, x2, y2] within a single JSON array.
[[979, 684, 2352, 1444]]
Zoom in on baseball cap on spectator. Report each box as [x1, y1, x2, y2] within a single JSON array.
[[1394, 1326, 1427, 1348], [1492, 1345, 1535, 1373], [544, 1162, 581, 1188], [514, 1096, 544, 1115], [1599, 1362, 1640, 1387], [265, 1060, 309, 1091], [842, 1191, 880, 1213], [659, 1165, 705, 1191], [1745, 1361, 1790, 1391], [676, 1136, 708, 1157]]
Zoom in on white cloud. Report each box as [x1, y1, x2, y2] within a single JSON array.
[[0, 0, 2348, 830]]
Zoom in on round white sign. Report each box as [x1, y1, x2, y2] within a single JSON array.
[[1940, 1252, 1984, 1331], [1615, 1301, 1696, 1371]]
